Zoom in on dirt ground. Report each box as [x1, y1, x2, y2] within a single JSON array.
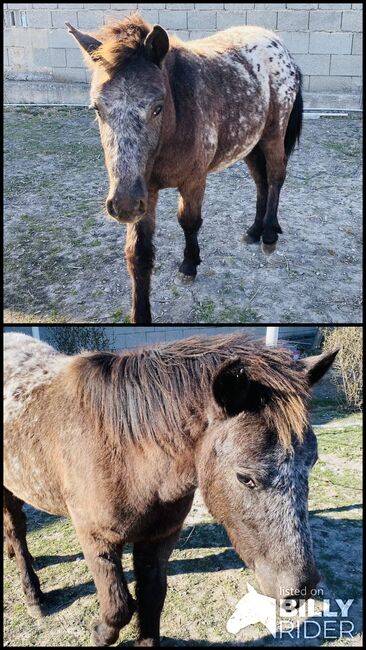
[[3, 382, 363, 647], [3, 108, 362, 324]]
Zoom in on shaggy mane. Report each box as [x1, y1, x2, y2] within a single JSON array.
[[87, 13, 152, 74], [63, 334, 310, 451]]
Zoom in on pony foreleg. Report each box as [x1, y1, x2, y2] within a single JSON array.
[[125, 191, 157, 324], [133, 528, 182, 647], [76, 530, 136, 646], [243, 146, 268, 243], [3, 488, 43, 618], [177, 179, 206, 277]]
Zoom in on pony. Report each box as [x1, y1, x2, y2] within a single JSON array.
[[4, 332, 336, 646], [66, 14, 303, 322]]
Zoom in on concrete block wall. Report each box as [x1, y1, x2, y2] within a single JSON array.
[[4, 3, 362, 107], [3, 325, 317, 351]]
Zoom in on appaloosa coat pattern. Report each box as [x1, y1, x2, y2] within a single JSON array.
[[4, 332, 337, 647], [66, 14, 303, 323]]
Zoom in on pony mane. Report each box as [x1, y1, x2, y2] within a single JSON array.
[[63, 333, 310, 450], [87, 13, 152, 74]]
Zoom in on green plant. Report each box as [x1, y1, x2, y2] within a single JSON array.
[[47, 326, 111, 354], [321, 327, 363, 410]]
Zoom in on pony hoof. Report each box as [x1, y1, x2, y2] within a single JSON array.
[[262, 241, 277, 255], [178, 272, 195, 285], [179, 259, 198, 277], [134, 639, 159, 647], [242, 232, 260, 244], [91, 622, 120, 647], [26, 603, 44, 619]]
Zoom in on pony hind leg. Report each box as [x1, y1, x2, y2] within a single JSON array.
[[3, 488, 43, 618], [243, 145, 268, 244], [259, 135, 287, 254], [177, 178, 206, 278]]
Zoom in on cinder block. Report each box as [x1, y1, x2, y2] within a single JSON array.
[[161, 10, 188, 30], [175, 30, 190, 40], [27, 9, 52, 28], [351, 76, 361, 90], [51, 10, 78, 28], [103, 10, 130, 24], [217, 10, 247, 28], [4, 47, 9, 67], [49, 28, 79, 49], [188, 10, 216, 30], [309, 10, 342, 31], [330, 54, 362, 76], [165, 3, 193, 8], [32, 3, 57, 7], [279, 31, 309, 54], [351, 3, 362, 8], [252, 3, 285, 7], [83, 4, 112, 8], [146, 331, 167, 344], [246, 9, 277, 29], [109, 3, 138, 8], [77, 10, 104, 29], [29, 28, 48, 49], [277, 10, 308, 30], [52, 66, 87, 82], [49, 48, 67, 67], [194, 3, 224, 8], [341, 9, 362, 31], [352, 32, 362, 55], [8, 46, 26, 67], [284, 3, 317, 8], [57, 4, 86, 7], [66, 47, 85, 67], [294, 53, 330, 75], [32, 48, 51, 68], [139, 4, 166, 9], [137, 9, 160, 24], [309, 74, 353, 91], [224, 4, 254, 8], [7, 3, 30, 7], [309, 31, 352, 54], [317, 4, 351, 8], [189, 30, 215, 39], [4, 27, 26, 47], [301, 74, 310, 91]]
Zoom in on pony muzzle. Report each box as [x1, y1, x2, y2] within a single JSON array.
[[106, 178, 148, 223]]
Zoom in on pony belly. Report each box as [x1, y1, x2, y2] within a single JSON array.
[[209, 134, 261, 173]]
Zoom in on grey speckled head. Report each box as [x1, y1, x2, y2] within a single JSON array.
[[66, 18, 169, 224]]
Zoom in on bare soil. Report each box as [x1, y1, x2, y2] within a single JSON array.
[[3, 108, 362, 324]]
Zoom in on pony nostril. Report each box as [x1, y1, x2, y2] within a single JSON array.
[[138, 199, 146, 214], [106, 199, 116, 216]]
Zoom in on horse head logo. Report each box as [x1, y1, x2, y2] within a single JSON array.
[[227, 582, 277, 637]]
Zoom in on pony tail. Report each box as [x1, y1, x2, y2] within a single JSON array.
[[284, 69, 303, 158]]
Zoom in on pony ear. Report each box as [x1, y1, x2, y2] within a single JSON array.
[[300, 349, 339, 386], [144, 24, 169, 67], [65, 22, 102, 55], [212, 358, 251, 417]]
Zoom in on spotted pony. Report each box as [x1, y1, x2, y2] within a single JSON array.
[[66, 14, 303, 323]]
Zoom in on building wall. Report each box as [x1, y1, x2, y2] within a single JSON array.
[[3, 325, 318, 351], [4, 3, 362, 108]]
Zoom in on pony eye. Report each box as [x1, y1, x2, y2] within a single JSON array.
[[236, 473, 256, 489], [152, 104, 163, 117]]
